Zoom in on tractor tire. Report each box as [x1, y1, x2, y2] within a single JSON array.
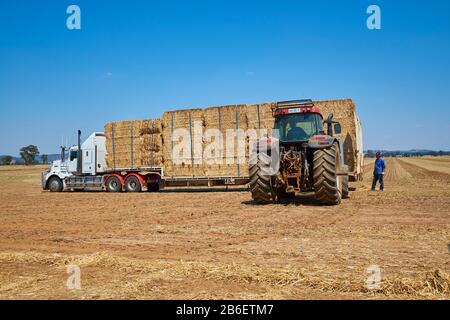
[[313, 143, 343, 205], [48, 176, 63, 192], [125, 176, 141, 192], [342, 175, 349, 199], [249, 151, 276, 204], [106, 176, 122, 192]]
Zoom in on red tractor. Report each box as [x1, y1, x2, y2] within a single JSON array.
[[249, 100, 349, 205]]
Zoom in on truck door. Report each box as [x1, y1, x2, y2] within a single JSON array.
[[68, 149, 78, 173], [83, 149, 94, 175]]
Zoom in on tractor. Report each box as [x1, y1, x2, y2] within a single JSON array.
[[249, 99, 349, 205]]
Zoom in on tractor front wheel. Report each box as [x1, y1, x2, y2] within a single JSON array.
[[313, 143, 343, 205]]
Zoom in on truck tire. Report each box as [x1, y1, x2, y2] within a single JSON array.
[[125, 176, 141, 192], [48, 176, 63, 192], [249, 151, 276, 204], [342, 175, 349, 199], [313, 143, 343, 205], [147, 183, 159, 192], [106, 176, 122, 192]]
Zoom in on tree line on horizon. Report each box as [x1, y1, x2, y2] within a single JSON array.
[[365, 149, 450, 158], [0, 145, 49, 165]]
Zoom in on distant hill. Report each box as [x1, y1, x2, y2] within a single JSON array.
[[365, 149, 450, 158]]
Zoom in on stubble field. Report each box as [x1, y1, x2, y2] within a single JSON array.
[[0, 157, 449, 299]]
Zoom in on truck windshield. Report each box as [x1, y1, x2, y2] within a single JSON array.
[[274, 113, 323, 141]]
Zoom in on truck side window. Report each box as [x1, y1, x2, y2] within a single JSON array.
[[86, 151, 88, 156], [70, 150, 78, 161]]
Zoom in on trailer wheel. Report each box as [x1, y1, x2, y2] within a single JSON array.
[[342, 175, 349, 199], [106, 176, 122, 192], [147, 182, 159, 192], [125, 176, 141, 192], [48, 176, 63, 192]]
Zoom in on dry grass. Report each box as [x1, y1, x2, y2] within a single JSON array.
[[0, 158, 449, 299]]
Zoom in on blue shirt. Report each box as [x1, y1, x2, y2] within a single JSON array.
[[374, 158, 385, 175]]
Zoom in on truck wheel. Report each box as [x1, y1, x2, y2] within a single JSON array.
[[313, 143, 343, 205], [249, 151, 276, 204], [147, 182, 159, 192], [125, 176, 141, 192], [342, 175, 349, 199], [106, 176, 122, 192], [48, 177, 63, 192]]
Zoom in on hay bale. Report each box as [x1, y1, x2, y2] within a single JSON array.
[[162, 109, 205, 177], [105, 119, 164, 169]]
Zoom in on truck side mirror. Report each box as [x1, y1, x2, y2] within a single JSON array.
[[325, 113, 334, 136], [334, 123, 342, 135]]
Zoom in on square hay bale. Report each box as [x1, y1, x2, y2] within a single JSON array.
[[105, 119, 164, 169]]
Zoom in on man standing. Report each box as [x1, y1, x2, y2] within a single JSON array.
[[372, 152, 385, 191]]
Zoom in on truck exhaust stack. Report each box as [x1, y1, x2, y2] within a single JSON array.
[[77, 130, 82, 175]]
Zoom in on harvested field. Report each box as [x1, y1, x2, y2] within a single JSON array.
[[0, 158, 449, 299]]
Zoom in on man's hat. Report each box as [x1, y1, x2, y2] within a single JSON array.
[[376, 152, 382, 157]]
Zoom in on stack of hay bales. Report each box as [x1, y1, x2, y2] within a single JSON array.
[[139, 119, 164, 167], [104, 99, 359, 178], [313, 99, 359, 175], [161, 104, 273, 177], [104, 119, 163, 169], [161, 109, 205, 177]]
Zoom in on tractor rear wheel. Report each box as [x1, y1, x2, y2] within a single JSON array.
[[249, 151, 276, 204], [313, 143, 343, 205]]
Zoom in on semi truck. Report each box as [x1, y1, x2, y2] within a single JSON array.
[[42, 99, 363, 195], [41, 130, 247, 192], [41, 130, 166, 193]]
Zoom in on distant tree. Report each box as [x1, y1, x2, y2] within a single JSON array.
[[366, 150, 376, 158], [19, 145, 40, 165], [41, 154, 48, 164], [0, 155, 13, 165]]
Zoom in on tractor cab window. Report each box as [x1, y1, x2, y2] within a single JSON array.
[[70, 150, 78, 161], [275, 113, 323, 141]]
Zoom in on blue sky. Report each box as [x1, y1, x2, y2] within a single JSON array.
[[1, 0, 450, 155]]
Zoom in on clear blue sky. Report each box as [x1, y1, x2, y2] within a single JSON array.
[[1, 0, 450, 155]]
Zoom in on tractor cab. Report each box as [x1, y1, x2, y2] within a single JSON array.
[[272, 100, 342, 147]]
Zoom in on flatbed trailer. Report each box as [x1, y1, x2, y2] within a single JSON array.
[[163, 176, 249, 188]]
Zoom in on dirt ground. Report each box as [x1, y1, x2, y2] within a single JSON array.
[[0, 157, 449, 299]]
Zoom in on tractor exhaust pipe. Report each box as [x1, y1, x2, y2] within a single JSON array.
[[77, 130, 82, 175]]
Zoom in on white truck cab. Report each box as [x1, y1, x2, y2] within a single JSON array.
[[42, 132, 107, 191]]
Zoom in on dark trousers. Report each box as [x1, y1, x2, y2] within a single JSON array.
[[372, 173, 384, 190]]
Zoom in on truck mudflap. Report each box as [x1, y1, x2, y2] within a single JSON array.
[[41, 170, 49, 189]]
